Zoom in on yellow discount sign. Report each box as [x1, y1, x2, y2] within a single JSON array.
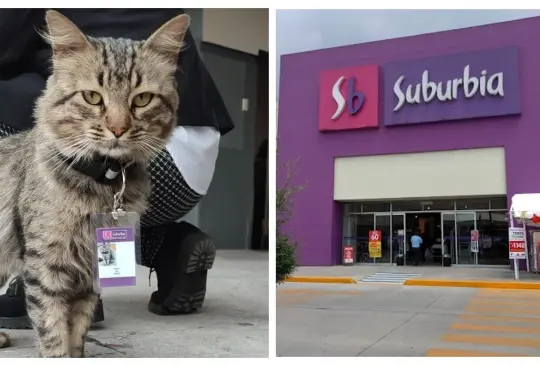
[[368, 230, 382, 258]]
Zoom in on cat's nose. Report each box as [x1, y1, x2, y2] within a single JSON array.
[[108, 127, 127, 138]]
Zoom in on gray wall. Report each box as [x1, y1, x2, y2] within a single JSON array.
[[184, 9, 203, 45], [179, 10, 260, 250], [180, 9, 204, 226], [199, 43, 258, 249]]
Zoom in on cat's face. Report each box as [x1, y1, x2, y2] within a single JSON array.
[[35, 10, 190, 163]]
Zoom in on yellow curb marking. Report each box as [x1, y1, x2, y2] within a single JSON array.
[[425, 348, 529, 357]]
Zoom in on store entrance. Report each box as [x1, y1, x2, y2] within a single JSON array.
[[405, 212, 442, 266], [402, 211, 477, 265], [344, 197, 507, 267]]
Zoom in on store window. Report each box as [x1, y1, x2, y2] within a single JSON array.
[[490, 197, 508, 210], [424, 200, 454, 211], [392, 200, 422, 212], [362, 202, 391, 213], [345, 203, 362, 214], [456, 198, 490, 210], [476, 211, 509, 265], [355, 214, 374, 262]]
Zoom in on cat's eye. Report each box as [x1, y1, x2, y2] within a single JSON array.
[[132, 93, 154, 108], [82, 91, 103, 106]]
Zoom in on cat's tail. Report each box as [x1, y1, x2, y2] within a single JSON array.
[[0, 332, 11, 348]]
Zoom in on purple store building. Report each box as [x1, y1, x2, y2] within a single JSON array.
[[278, 17, 540, 268]]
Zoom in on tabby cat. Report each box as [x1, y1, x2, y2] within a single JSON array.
[[0, 10, 189, 357]]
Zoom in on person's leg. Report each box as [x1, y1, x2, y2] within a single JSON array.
[[139, 150, 214, 314], [144, 222, 215, 314], [138, 126, 219, 314], [414, 247, 422, 266]]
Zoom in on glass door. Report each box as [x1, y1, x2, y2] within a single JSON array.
[[391, 213, 406, 264], [343, 214, 357, 263], [441, 212, 456, 265], [356, 214, 374, 264], [456, 212, 477, 265], [374, 214, 391, 264]]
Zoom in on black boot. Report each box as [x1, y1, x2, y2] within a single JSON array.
[[148, 222, 216, 315], [0, 277, 105, 329]]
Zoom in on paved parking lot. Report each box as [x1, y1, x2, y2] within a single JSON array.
[[277, 282, 540, 357]]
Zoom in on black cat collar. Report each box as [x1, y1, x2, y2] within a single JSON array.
[[61, 154, 129, 185]]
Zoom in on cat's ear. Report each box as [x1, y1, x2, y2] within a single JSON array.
[[144, 14, 190, 63], [43, 10, 91, 56]]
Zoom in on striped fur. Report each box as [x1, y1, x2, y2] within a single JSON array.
[[0, 10, 189, 357]]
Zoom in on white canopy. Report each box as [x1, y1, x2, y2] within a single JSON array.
[[511, 193, 540, 220]]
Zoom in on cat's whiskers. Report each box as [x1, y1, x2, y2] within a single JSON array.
[[142, 135, 167, 149], [45, 138, 89, 173], [52, 140, 95, 175], [40, 137, 86, 165], [40, 148, 71, 170], [133, 142, 155, 160], [16, 134, 83, 153], [69, 141, 95, 165], [133, 138, 166, 160]]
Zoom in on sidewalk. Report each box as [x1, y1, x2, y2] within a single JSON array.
[[289, 264, 540, 288], [1, 250, 269, 358]]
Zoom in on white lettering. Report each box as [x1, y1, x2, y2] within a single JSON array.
[[393, 76, 405, 112], [463, 65, 478, 98], [330, 76, 346, 120], [422, 70, 437, 103], [436, 80, 453, 101], [487, 72, 504, 97], [452, 78, 463, 99], [480, 70, 487, 96], [393, 65, 505, 111], [405, 84, 420, 105]]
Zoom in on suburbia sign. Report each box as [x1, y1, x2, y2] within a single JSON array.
[[382, 47, 521, 126], [318, 65, 380, 131], [330, 76, 365, 119], [393, 65, 505, 112]]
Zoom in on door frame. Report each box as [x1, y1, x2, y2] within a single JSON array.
[[441, 211, 455, 266], [455, 211, 478, 265], [441, 211, 477, 265], [391, 213, 407, 265], [374, 213, 391, 264]]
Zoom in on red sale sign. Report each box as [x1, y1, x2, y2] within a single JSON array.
[[343, 246, 354, 264], [369, 231, 381, 241], [368, 230, 382, 258], [509, 227, 527, 259]]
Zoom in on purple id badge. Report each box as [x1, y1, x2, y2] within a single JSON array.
[[91, 211, 140, 293], [95, 227, 137, 288]]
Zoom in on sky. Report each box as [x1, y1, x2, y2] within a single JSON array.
[[276, 9, 540, 93]]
